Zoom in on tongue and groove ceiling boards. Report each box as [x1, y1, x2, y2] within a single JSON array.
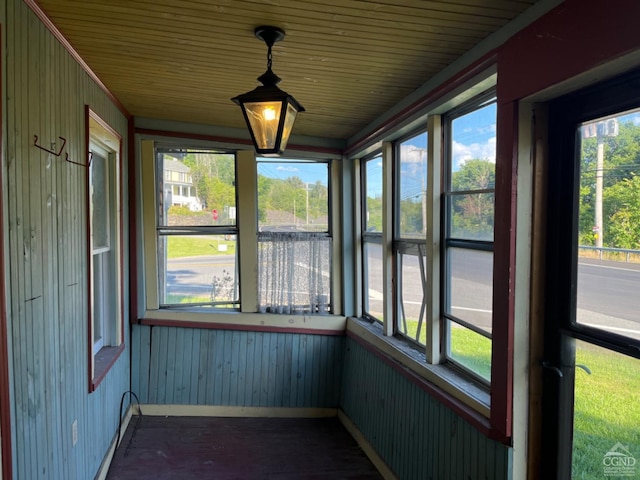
[[33, 0, 538, 141]]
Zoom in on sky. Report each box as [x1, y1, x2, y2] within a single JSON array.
[[256, 104, 640, 197], [257, 158, 329, 186], [366, 102, 498, 197]]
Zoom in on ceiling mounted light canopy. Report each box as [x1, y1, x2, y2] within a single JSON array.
[[232, 26, 305, 157]]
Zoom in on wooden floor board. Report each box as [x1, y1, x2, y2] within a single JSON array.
[[107, 416, 383, 479]]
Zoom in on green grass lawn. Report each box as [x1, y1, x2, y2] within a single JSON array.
[[572, 342, 640, 479], [402, 319, 492, 380], [403, 317, 639, 479], [166, 236, 236, 259]]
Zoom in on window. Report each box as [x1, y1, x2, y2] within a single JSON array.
[[87, 108, 124, 391], [256, 158, 332, 314], [443, 96, 496, 382], [395, 132, 428, 345], [154, 148, 238, 309], [141, 143, 339, 320], [356, 92, 497, 388], [361, 154, 383, 321]]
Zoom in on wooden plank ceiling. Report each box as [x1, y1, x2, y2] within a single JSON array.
[[34, 0, 537, 141]]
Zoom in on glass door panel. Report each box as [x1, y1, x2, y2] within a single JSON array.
[[576, 110, 640, 341], [543, 71, 640, 479]]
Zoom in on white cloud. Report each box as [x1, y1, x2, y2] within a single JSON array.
[[452, 136, 496, 168], [276, 166, 299, 173], [399, 143, 426, 163]]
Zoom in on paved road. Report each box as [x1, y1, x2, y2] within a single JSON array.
[[365, 244, 640, 338], [165, 255, 236, 300], [164, 248, 640, 339]]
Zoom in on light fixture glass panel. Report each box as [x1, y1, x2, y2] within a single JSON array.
[[279, 103, 298, 151], [244, 101, 283, 149]]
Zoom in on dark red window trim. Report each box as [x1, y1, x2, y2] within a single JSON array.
[[86, 106, 126, 393]]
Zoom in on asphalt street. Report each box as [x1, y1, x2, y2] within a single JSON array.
[[164, 249, 640, 338]]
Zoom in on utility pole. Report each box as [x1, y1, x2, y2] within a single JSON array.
[[306, 183, 309, 225], [595, 132, 604, 248], [584, 119, 618, 248]]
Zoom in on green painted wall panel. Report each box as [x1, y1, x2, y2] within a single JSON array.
[[341, 338, 512, 480], [132, 325, 344, 408], [4, 1, 131, 478]]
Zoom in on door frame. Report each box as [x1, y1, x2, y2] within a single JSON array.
[[541, 67, 640, 478]]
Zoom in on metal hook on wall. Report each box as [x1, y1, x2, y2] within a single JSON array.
[[34, 135, 67, 157], [64, 151, 92, 167]]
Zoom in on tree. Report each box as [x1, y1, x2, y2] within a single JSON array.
[[452, 159, 495, 191], [579, 121, 640, 246], [603, 175, 640, 249], [450, 159, 495, 240]]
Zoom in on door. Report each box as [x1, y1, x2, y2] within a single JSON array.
[[541, 69, 640, 479]]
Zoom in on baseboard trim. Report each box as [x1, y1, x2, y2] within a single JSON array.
[[338, 410, 398, 480], [137, 404, 338, 418], [94, 404, 135, 480]]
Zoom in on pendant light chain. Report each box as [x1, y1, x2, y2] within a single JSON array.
[[267, 44, 273, 70]]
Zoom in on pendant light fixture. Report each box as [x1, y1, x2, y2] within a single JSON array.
[[232, 26, 305, 156]]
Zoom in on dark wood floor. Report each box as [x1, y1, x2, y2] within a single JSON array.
[[106, 416, 383, 479]]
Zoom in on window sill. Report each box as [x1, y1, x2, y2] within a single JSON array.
[[140, 310, 347, 335], [346, 317, 491, 420], [91, 343, 125, 392]]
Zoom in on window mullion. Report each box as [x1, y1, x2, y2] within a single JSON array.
[[141, 139, 159, 311], [426, 115, 442, 364], [236, 149, 258, 313], [382, 141, 394, 336], [352, 159, 363, 318], [330, 158, 343, 315]]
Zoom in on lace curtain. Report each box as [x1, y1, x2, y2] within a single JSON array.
[[257, 232, 331, 314]]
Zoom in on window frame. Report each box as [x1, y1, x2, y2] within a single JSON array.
[[154, 146, 240, 310], [360, 151, 384, 324], [140, 139, 345, 329], [86, 107, 125, 392], [441, 91, 496, 385], [353, 89, 503, 419], [255, 157, 334, 314], [393, 130, 429, 348]]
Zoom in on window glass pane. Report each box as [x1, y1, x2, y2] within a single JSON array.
[[365, 156, 383, 232], [447, 247, 493, 335], [158, 234, 238, 308], [573, 340, 640, 478], [159, 151, 236, 227], [257, 159, 329, 233], [90, 151, 109, 251], [448, 321, 491, 381], [257, 232, 331, 314], [364, 242, 383, 320], [450, 192, 494, 241], [450, 102, 496, 192], [398, 133, 428, 238], [576, 109, 640, 341], [397, 244, 427, 345]]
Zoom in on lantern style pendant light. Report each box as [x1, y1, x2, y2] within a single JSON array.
[[232, 26, 305, 156]]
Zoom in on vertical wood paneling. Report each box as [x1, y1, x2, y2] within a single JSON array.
[[5, 0, 131, 478], [133, 325, 344, 409], [341, 338, 512, 480]]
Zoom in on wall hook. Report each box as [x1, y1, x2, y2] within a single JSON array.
[[65, 152, 92, 167], [34, 135, 66, 157]]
